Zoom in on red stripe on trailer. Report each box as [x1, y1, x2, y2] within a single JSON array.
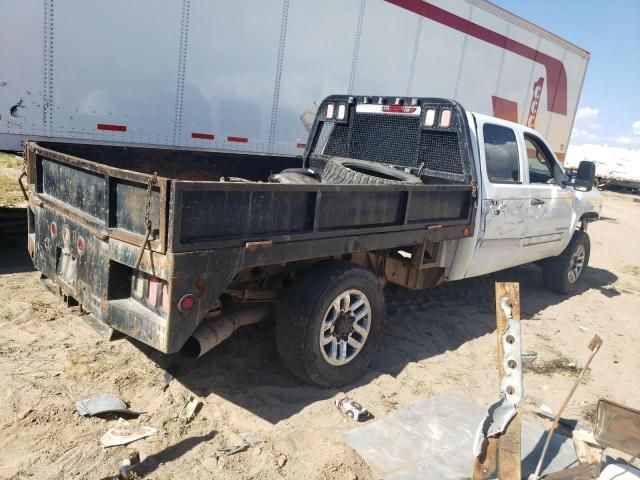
[[227, 136, 248, 143], [97, 123, 127, 132], [385, 0, 568, 115], [191, 132, 215, 140], [296, 143, 307, 149], [491, 96, 519, 123]]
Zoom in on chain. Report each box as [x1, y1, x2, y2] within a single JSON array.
[[134, 172, 158, 271], [143, 172, 158, 232]]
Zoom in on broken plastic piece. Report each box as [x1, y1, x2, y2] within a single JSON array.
[[336, 397, 369, 422], [74, 393, 141, 417], [100, 418, 157, 447]]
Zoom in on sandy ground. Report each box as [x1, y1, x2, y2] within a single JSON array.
[[0, 191, 639, 480]]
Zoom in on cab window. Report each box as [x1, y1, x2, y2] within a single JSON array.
[[525, 135, 558, 184], [483, 124, 520, 183]]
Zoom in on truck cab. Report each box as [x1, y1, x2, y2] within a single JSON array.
[[450, 113, 602, 285]]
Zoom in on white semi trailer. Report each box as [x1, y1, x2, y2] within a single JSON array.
[[0, 0, 589, 159]]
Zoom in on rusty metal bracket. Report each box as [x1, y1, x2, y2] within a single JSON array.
[[473, 282, 522, 480]]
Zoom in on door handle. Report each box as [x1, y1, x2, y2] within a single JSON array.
[[531, 198, 545, 206]]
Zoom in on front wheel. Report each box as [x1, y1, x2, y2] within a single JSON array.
[[542, 231, 590, 295], [275, 260, 385, 387]]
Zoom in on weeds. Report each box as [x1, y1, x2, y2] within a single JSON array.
[[525, 353, 581, 376], [0, 152, 23, 169], [0, 173, 23, 205]]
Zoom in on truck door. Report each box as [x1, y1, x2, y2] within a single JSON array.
[[465, 121, 529, 278], [521, 134, 573, 261]]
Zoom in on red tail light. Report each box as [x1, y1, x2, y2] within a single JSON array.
[[50, 221, 58, 238]]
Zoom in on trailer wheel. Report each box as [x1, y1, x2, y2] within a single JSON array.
[[321, 157, 422, 185], [542, 231, 590, 295], [276, 260, 385, 387]]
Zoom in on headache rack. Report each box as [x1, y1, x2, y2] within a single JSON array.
[[305, 95, 475, 184]]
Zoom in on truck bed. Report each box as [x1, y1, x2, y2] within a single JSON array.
[[25, 104, 477, 353]]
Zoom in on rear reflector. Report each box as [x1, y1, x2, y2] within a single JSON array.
[[148, 277, 159, 304], [191, 132, 214, 140], [178, 294, 195, 313], [62, 227, 70, 245], [227, 136, 248, 143], [76, 236, 85, 255], [132, 274, 144, 298], [97, 123, 127, 132], [161, 284, 170, 312]]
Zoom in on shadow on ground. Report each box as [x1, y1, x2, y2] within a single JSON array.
[[0, 207, 34, 274], [134, 262, 617, 425]]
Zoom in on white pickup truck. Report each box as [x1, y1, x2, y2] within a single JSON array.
[[26, 95, 602, 387]]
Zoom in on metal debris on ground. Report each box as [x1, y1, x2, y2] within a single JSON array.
[[100, 418, 157, 448], [220, 444, 249, 456], [74, 393, 141, 417], [336, 397, 369, 422]]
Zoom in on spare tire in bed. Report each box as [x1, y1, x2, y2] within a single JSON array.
[[320, 157, 421, 185]]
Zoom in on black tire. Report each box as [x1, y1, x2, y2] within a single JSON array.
[[321, 157, 422, 185], [542, 231, 590, 295], [275, 260, 385, 387]]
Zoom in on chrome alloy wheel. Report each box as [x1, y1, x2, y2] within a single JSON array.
[[568, 244, 586, 283], [319, 289, 372, 366]]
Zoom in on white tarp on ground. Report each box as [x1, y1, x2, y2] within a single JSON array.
[[565, 144, 640, 186]]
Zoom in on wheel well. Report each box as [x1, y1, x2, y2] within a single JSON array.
[[579, 212, 599, 230]]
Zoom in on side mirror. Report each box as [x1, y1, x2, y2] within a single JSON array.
[[575, 160, 596, 192]]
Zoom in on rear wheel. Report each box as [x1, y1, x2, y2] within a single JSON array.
[[543, 231, 590, 294], [275, 260, 385, 387]]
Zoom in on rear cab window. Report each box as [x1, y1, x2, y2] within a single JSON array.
[[483, 124, 520, 183]]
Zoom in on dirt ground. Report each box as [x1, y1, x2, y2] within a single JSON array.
[[0, 191, 638, 480]]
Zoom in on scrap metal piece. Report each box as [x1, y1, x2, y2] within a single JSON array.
[[473, 297, 523, 457]]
